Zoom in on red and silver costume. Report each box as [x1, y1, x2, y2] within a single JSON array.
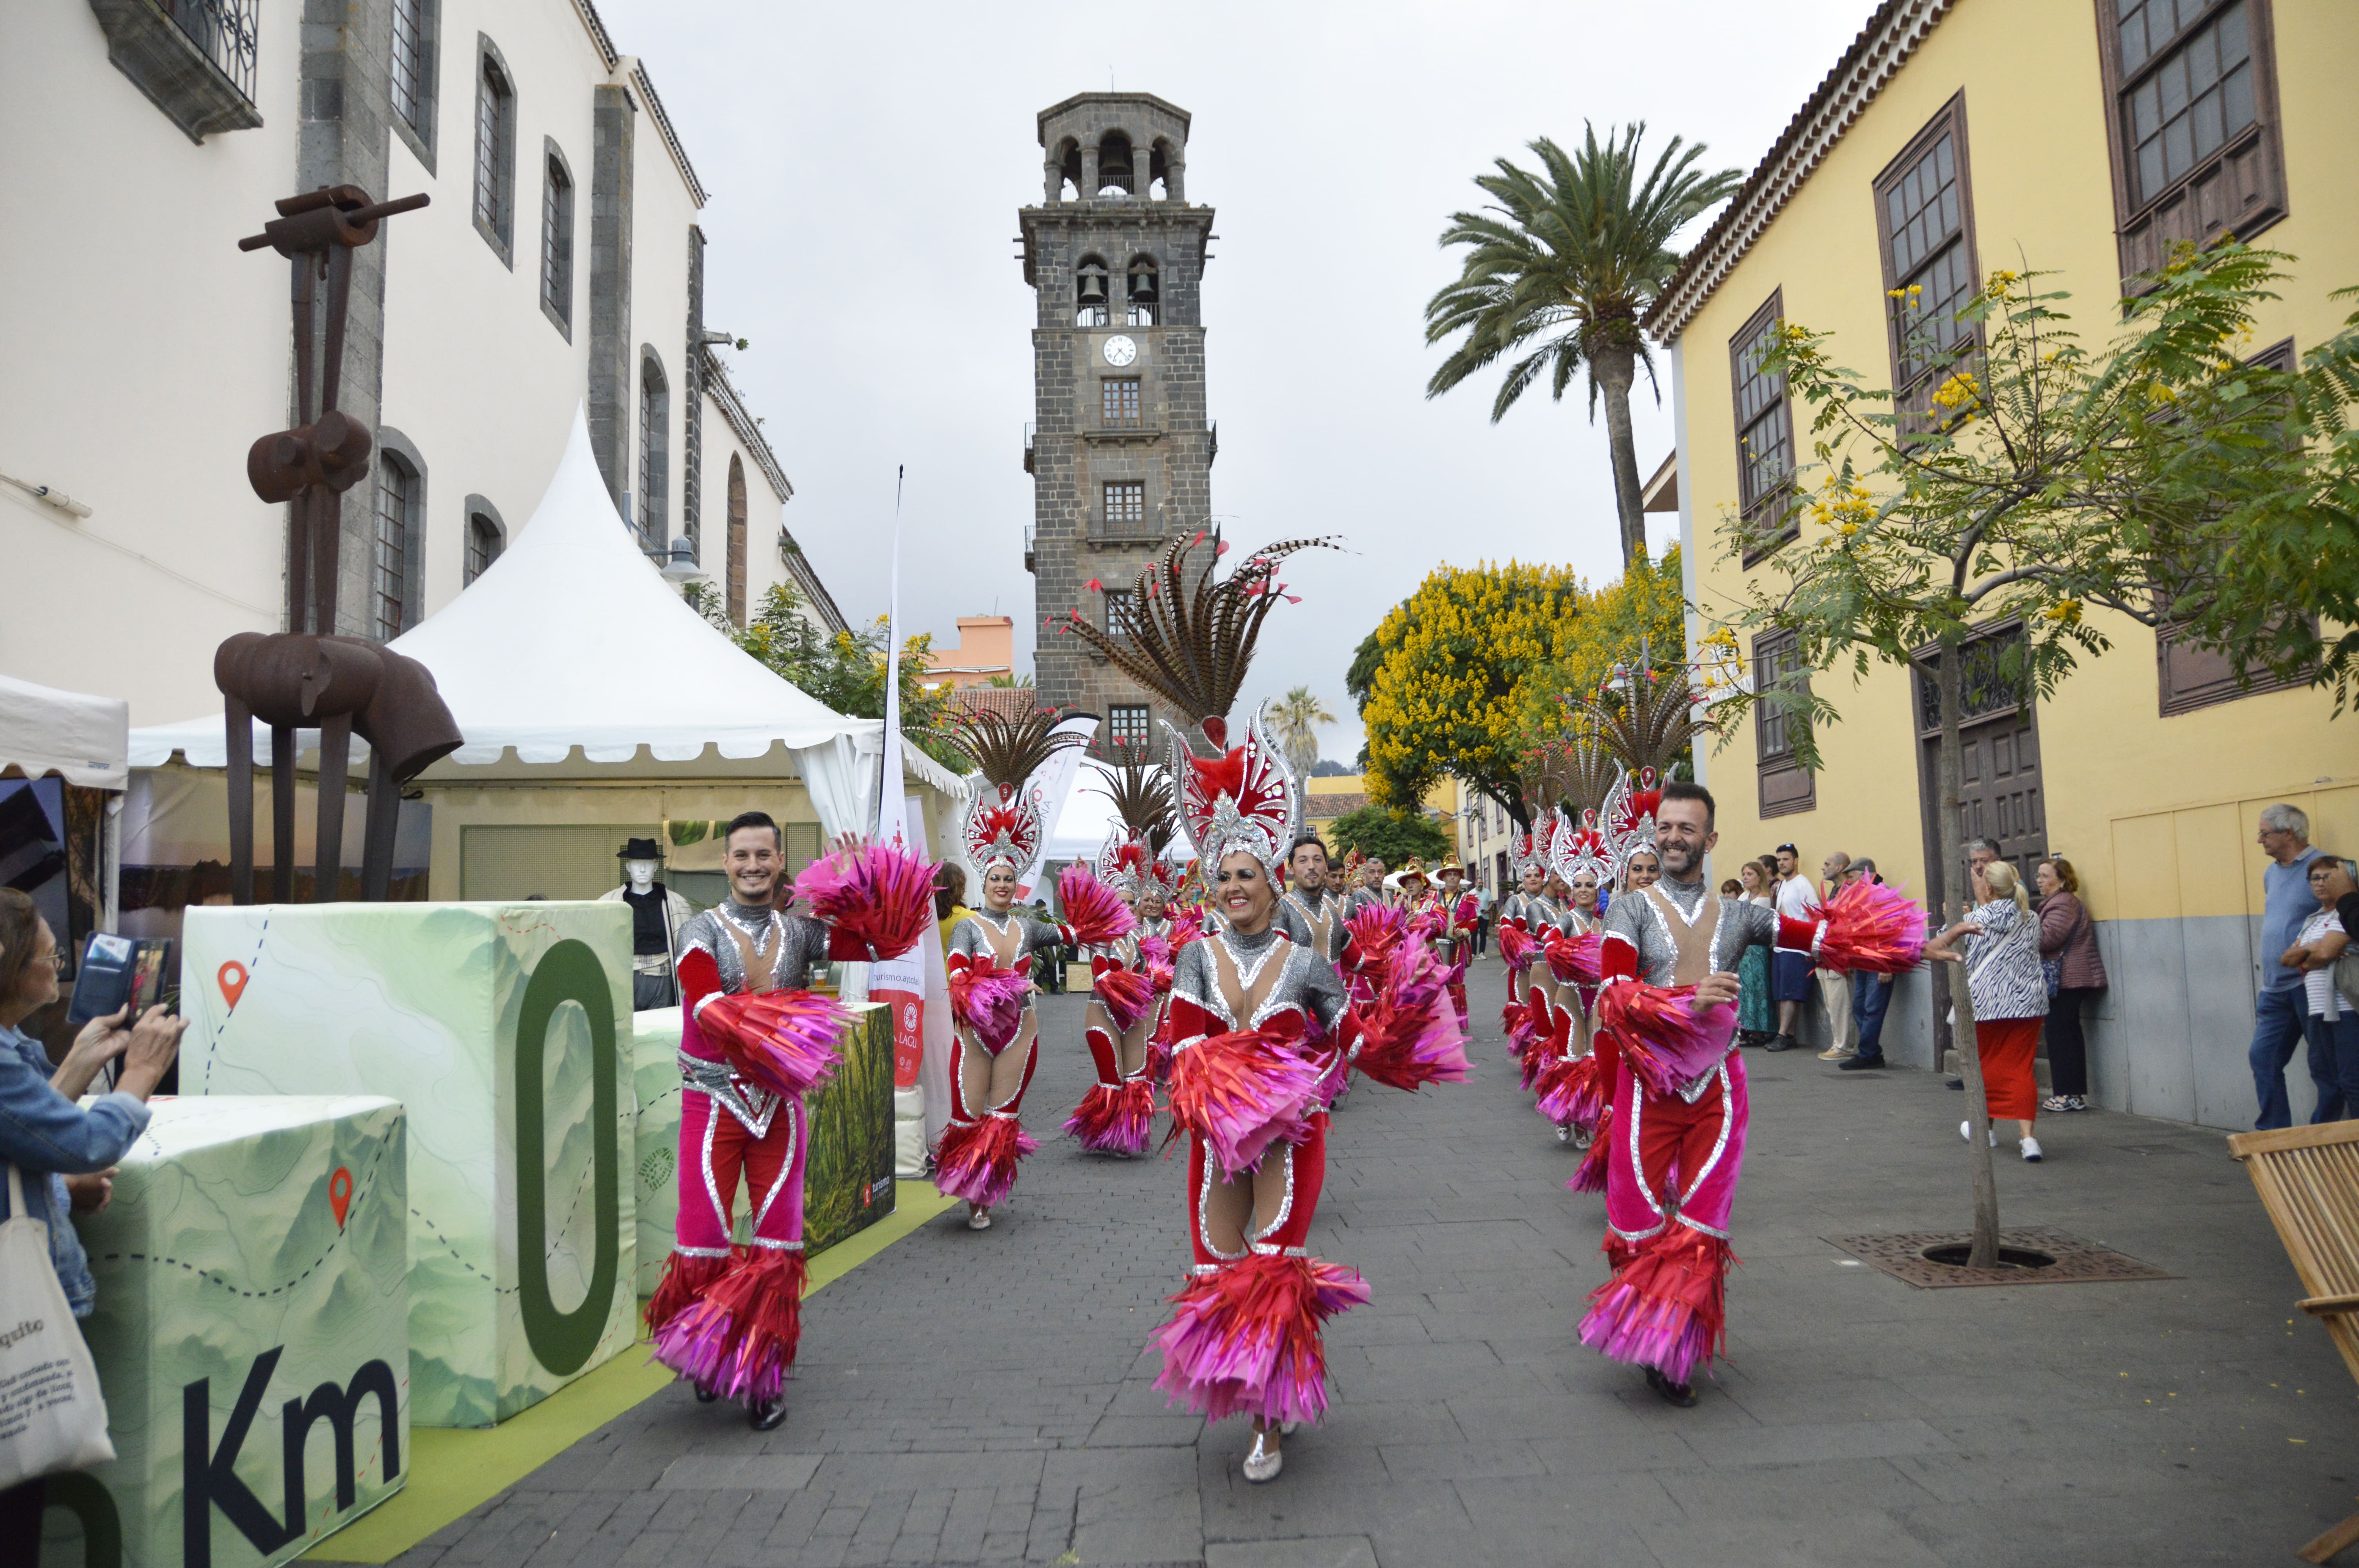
[[1067, 817, 1182, 1155], [938, 757, 1072, 1210], [645, 896, 874, 1404]]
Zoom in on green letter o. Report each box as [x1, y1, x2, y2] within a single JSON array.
[[514, 939, 620, 1377]]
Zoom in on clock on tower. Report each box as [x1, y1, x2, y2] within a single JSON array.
[[1019, 93, 1215, 756]]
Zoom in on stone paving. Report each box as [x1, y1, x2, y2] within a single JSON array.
[[390, 962, 2359, 1566]]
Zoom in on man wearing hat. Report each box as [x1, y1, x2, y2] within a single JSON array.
[[600, 837, 694, 1011], [1435, 858, 1478, 1028]]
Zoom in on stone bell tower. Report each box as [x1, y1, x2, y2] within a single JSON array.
[[1020, 93, 1215, 757]]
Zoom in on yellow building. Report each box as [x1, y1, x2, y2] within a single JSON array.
[[1655, 0, 2359, 1127], [1304, 775, 1478, 877]]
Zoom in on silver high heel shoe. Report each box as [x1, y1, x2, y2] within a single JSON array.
[[1243, 1427, 1283, 1483]]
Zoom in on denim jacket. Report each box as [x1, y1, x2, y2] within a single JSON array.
[[0, 1024, 150, 1317]]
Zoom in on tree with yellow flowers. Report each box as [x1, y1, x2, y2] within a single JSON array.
[[1715, 242, 2359, 1268], [1360, 561, 1589, 828], [1511, 546, 1690, 758]]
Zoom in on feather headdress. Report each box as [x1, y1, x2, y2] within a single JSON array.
[[1089, 751, 1185, 902], [1572, 662, 1707, 886], [949, 705, 1084, 875], [1062, 529, 1340, 744]]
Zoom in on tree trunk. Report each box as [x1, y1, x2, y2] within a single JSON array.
[[1933, 644, 2003, 1268], [1594, 347, 1647, 573]]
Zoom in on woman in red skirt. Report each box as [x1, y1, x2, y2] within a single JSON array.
[[1926, 859, 2050, 1162]]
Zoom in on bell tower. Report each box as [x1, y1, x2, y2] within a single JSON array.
[[1020, 93, 1214, 756]]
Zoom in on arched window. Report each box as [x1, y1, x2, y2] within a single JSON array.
[[465, 510, 503, 584], [1147, 140, 1171, 201], [373, 452, 418, 640], [1096, 131, 1134, 196], [727, 454, 748, 626], [1074, 256, 1110, 327], [472, 39, 516, 260], [1126, 255, 1158, 327], [540, 141, 574, 333], [638, 351, 669, 549], [1054, 138, 1081, 203]]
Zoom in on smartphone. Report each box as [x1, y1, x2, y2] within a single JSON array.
[[67, 935, 174, 1026]]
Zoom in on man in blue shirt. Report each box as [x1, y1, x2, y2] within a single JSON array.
[[2253, 802, 2325, 1129]]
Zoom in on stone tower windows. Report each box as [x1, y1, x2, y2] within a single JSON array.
[[1126, 256, 1158, 326], [1045, 131, 1181, 203], [1096, 132, 1134, 196], [1076, 256, 1112, 327]]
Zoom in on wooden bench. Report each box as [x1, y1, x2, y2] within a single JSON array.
[[2229, 1120, 2359, 1563]]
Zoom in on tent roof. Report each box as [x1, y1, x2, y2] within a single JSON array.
[[0, 674, 130, 789], [127, 408, 958, 795]]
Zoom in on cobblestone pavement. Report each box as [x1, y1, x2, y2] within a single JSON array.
[[392, 962, 2359, 1566]]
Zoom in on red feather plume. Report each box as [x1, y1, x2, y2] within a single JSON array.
[[1813, 879, 1929, 974], [1597, 982, 1738, 1097], [697, 989, 850, 1098], [1058, 863, 1138, 947]]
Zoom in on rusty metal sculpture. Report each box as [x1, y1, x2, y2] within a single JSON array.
[[219, 186, 463, 904]]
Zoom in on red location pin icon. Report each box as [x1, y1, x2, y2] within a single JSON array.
[[328, 1167, 353, 1230], [217, 962, 249, 1011]]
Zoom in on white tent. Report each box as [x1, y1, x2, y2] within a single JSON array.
[[0, 674, 129, 789], [1040, 761, 1196, 866], [128, 408, 958, 828]]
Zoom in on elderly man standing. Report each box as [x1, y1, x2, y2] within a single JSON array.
[[2253, 803, 2326, 1130], [1815, 849, 1857, 1062]]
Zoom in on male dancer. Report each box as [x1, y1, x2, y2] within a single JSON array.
[[1434, 859, 1478, 1027], [651, 812, 888, 1429], [1584, 783, 1909, 1406], [1277, 835, 1344, 967]]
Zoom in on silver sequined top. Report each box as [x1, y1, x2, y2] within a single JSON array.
[[946, 907, 1065, 962], [1168, 924, 1350, 1044], [676, 900, 836, 995], [1600, 874, 1780, 986], [1274, 888, 1345, 962]]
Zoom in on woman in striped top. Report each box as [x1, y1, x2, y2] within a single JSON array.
[[1926, 859, 2050, 1162]]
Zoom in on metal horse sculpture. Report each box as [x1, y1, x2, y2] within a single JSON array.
[[220, 186, 463, 904]]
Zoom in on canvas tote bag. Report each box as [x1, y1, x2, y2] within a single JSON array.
[[0, 1161, 115, 1489]]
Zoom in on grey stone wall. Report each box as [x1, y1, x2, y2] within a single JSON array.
[[295, 0, 394, 639], [588, 83, 636, 510], [1020, 95, 1216, 753]]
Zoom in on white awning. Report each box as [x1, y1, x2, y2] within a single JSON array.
[[126, 407, 960, 808], [0, 674, 130, 789]]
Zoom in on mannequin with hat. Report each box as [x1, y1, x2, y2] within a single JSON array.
[[599, 838, 694, 1011]]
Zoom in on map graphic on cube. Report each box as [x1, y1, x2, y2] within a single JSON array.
[[64, 1096, 409, 1568], [180, 903, 638, 1427]]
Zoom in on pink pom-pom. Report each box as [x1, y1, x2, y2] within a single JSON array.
[[1167, 1029, 1323, 1177], [1343, 903, 1407, 973], [1496, 922, 1538, 973], [1094, 964, 1156, 1033], [1597, 982, 1738, 1097], [950, 956, 1032, 1052], [1546, 931, 1603, 985], [1058, 863, 1138, 947], [698, 989, 849, 1097], [1814, 879, 1929, 974], [1065, 1076, 1156, 1155], [649, 1247, 807, 1403], [792, 843, 938, 961], [1533, 1051, 1606, 1130], [933, 1115, 1038, 1207]]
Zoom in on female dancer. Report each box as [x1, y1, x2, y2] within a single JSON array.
[[1067, 760, 1180, 1155], [1061, 529, 1465, 1484], [938, 707, 1121, 1229]]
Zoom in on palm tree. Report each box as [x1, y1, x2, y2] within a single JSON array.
[[1269, 685, 1336, 776], [1425, 124, 1741, 570]]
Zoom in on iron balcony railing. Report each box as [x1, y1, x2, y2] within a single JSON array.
[[169, 0, 261, 102]]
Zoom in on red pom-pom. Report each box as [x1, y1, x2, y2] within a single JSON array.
[[1094, 964, 1156, 1033], [1150, 1252, 1369, 1425], [934, 1114, 1038, 1207], [1349, 943, 1470, 1094], [1596, 983, 1738, 1097], [1167, 1029, 1322, 1177], [1546, 931, 1603, 985], [1814, 879, 1928, 974], [1058, 863, 1138, 947], [949, 956, 1032, 1051], [697, 989, 848, 1097], [793, 842, 938, 961], [1496, 922, 1538, 973]]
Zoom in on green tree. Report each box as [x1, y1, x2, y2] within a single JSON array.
[[1360, 561, 1589, 829], [1269, 684, 1337, 775], [1325, 804, 1451, 866], [685, 581, 962, 767], [1711, 243, 2359, 1265], [1425, 125, 1741, 569], [1513, 544, 1690, 764]]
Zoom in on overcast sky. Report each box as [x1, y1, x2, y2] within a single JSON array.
[[598, 0, 1872, 764]]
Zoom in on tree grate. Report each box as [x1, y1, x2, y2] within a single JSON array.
[[1826, 1227, 2177, 1289]]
